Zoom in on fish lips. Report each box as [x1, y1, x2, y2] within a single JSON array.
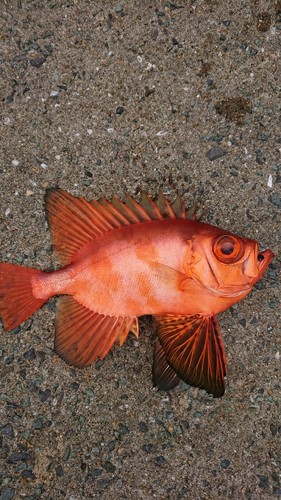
[[251, 248, 275, 285]]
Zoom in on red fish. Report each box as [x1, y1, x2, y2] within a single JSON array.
[[0, 189, 274, 397]]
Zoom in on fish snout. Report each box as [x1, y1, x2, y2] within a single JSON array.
[[251, 248, 275, 284], [258, 249, 275, 262], [243, 247, 275, 281], [257, 249, 275, 269]]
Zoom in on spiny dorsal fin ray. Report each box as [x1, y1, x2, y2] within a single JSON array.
[[172, 193, 187, 219], [140, 191, 163, 220], [156, 191, 176, 219], [124, 194, 151, 222], [111, 196, 140, 224]]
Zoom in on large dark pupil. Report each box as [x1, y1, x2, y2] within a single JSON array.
[[221, 241, 234, 255]]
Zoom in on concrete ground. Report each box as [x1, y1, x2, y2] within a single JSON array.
[[0, 1, 280, 499]]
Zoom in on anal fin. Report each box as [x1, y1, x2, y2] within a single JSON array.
[[55, 296, 135, 367]]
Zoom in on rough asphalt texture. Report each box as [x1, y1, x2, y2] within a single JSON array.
[[0, 1, 280, 499]]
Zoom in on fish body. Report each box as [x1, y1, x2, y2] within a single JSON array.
[[0, 189, 274, 397], [33, 219, 256, 317]]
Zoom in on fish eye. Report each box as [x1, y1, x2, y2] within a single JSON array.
[[213, 235, 242, 263]]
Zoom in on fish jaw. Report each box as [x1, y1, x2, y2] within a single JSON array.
[[250, 249, 275, 285]]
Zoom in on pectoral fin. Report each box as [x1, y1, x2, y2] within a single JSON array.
[[154, 314, 226, 397], [153, 340, 181, 390]]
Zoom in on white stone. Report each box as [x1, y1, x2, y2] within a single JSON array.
[[267, 174, 273, 188]]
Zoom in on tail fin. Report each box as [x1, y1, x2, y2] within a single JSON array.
[[0, 263, 47, 331]]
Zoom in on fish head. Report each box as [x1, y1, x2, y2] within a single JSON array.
[[184, 225, 275, 300]]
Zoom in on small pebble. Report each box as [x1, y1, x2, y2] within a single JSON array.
[[269, 193, 281, 209], [118, 423, 130, 435], [32, 416, 52, 430], [257, 475, 269, 489], [270, 423, 277, 436], [11, 160, 19, 167], [267, 174, 273, 188], [5, 355, 14, 365], [116, 106, 124, 115], [7, 452, 30, 463], [155, 455, 166, 465], [55, 465, 64, 477], [0, 488, 16, 500], [21, 470, 36, 480], [1, 424, 14, 439], [220, 458, 231, 469], [206, 146, 226, 161], [42, 30, 54, 39], [103, 461, 116, 473], [96, 478, 111, 489], [107, 441, 115, 452], [89, 468, 103, 478], [248, 47, 258, 56], [142, 444, 155, 453], [30, 57, 46, 68], [63, 446, 71, 461], [23, 348, 36, 360], [178, 486, 188, 499], [85, 388, 94, 398], [258, 133, 269, 141], [39, 389, 51, 403], [268, 297, 278, 309], [138, 421, 149, 433], [70, 382, 80, 391]]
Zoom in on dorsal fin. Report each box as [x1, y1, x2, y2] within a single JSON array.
[[111, 196, 140, 224], [45, 188, 198, 265], [97, 197, 131, 226], [157, 191, 176, 219], [45, 189, 117, 265], [45, 189, 109, 264], [172, 193, 186, 219], [124, 194, 151, 222], [140, 191, 163, 220]]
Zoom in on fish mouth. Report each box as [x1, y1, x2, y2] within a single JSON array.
[[251, 248, 275, 285]]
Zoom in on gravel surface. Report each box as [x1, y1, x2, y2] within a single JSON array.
[[0, 1, 280, 499]]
